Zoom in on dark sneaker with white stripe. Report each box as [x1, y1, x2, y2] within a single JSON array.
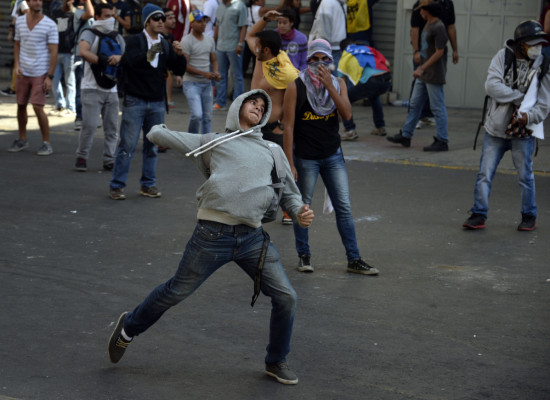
[[108, 312, 131, 363], [517, 214, 536, 231], [462, 213, 486, 230], [265, 362, 298, 385], [140, 186, 162, 198], [297, 254, 313, 273], [8, 139, 29, 152], [347, 259, 379, 275]]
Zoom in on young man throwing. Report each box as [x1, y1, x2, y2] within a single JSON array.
[[108, 89, 314, 385]]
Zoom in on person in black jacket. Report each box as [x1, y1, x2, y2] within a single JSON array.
[[109, 3, 186, 200]]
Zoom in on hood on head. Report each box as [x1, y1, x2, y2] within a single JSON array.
[[225, 89, 272, 132]]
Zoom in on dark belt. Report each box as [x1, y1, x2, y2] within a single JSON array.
[[198, 220, 256, 234]]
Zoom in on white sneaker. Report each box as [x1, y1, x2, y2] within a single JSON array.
[[340, 129, 358, 141], [415, 121, 422, 129], [421, 117, 436, 126], [36, 142, 53, 156], [58, 109, 76, 117], [49, 107, 64, 116]]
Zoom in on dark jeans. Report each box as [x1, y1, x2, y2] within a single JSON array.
[[124, 220, 297, 364], [343, 73, 391, 130]]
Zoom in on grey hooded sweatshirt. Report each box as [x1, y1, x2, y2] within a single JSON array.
[[147, 89, 305, 228], [484, 41, 550, 139]]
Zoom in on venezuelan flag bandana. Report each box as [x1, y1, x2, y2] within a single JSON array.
[[262, 51, 299, 90], [338, 44, 389, 85]]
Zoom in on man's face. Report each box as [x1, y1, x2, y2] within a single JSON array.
[[191, 17, 208, 34], [165, 11, 176, 30], [28, 0, 43, 13], [98, 7, 115, 20], [239, 97, 266, 129], [277, 17, 292, 35], [146, 13, 165, 35]]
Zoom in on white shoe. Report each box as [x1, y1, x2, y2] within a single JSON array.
[[340, 129, 358, 141], [49, 107, 63, 116], [421, 117, 436, 126], [36, 142, 53, 156], [58, 109, 76, 117]]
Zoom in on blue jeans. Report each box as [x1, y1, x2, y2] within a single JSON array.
[[412, 60, 433, 119], [215, 50, 244, 107], [124, 220, 297, 364], [293, 148, 361, 261], [52, 53, 76, 112], [110, 95, 165, 189], [402, 79, 448, 142], [343, 74, 391, 130], [183, 80, 213, 134], [471, 133, 537, 218]]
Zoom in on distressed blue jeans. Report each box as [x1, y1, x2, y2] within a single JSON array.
[[293, 148, 361, 261], [110, 95, 164, 189], [215, 50, 244, 107], [124, 220, 297, 364], [52, 53, 76, 112], [471, 133, 537, 218]]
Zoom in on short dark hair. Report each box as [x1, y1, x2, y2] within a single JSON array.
[[256, 30, 282, 56], [279, 8, 295, 24], [94, 3, 113, 19], [242, 92, 268, 110], [162, 7, 173, 14]]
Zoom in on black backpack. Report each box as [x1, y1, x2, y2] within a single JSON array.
[[126, 0, 143, 35]]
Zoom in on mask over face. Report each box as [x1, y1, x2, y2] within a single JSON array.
[[307, 60, 332, 75], [93, 17, 116, 33], [526, 44, 542, 60]]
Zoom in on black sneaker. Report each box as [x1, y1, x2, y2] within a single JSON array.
[[462, 213, 486, 230], [108, 312, 132, 363], [517, 214, 536, 231], [140, 186, 162, 198], [297, 254, 313, 273], [103, 162, 114, 171], [75, 157, 87, 172], [1, 87, 16, 96], [386, 131, 411, 147], [423, 136, 449, 152], [265, 362, 298, 385], [110, 188, 126, 200], [347, 259, 379, 275]]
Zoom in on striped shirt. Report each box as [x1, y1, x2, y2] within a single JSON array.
[[14, 14, 58, 77]]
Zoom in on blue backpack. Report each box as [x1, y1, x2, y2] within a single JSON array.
[[87, 28, 122, 89]]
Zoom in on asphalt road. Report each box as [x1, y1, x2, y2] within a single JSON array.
[[1, 86, 549, 400]]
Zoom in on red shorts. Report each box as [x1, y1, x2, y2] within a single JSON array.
[[16, 74, 47, 106]]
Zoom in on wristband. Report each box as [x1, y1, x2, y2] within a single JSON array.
[[238, 42, 244, 47], [47, 74, 54, 80], [263, 16, 268, 22]]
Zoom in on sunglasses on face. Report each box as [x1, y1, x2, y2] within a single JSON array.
[[151, 14, 166, 22]]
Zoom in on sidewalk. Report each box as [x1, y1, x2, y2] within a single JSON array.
[[1, 79, 549, 174]]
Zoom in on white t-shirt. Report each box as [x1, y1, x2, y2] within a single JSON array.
[[14, 14, 58, 77], [203, 0, 218, 37]]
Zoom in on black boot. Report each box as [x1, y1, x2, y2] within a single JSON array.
[[386, 130, 411, 147], [423, 136, 448, 152]]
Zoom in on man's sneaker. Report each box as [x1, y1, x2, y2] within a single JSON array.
[[340, 129, 358, 141], [421, 117, 436, 126], [415, 121, 423, 129], [1, 87, 16, 96], [75, 157, 87, 172], [36, 142, 53, 156], [59, 109, 76, 117], [371, 127, 387, 136], [462, 213, 486, 230], [265, 362, 298, 385], [103, 162, 114, 171], [108, 312, 132, 363], [8, 139, 29, 152], [140, 186, 162, 198], [423, 136, 448, 152], [110, 188, 126, 200], [213, 103, 226, 111], [518, 214, 536, 231], [74, 118, 82, 130], [49, 107, 64, 116], [282, 211, 293, 225], [386, 131, 411, 148], [347, 259, 379, 275], [297, 254, 313, 273]]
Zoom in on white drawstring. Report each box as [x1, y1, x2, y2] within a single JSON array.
[[185, 129, 254, 157]]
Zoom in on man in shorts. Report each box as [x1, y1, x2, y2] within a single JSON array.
[[9, 0, 58, 155]]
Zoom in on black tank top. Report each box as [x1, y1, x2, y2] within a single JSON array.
[[293, 78, 341, 160]]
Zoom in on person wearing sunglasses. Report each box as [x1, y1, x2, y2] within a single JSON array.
[[108, 4, 186, 200]]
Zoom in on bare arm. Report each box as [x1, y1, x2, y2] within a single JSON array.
[[447, 24, 459, 64], [45, 43, 58, 90], [411, 26, 421, 64], [81, 0, 93, 20], [210, 51, 220, 79], [116, 14, 131, 31], [14, 41, 21, 75], [545, 10, 550, 34], [282, 81, 298, 180], [79, 39, 99, 64], [413, 47, 445, 79], [236, 25, 247, 55]]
